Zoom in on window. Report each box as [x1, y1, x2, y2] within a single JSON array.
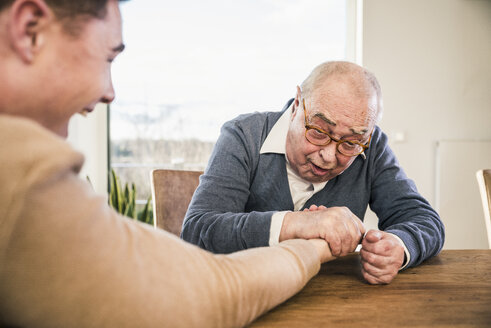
[[110, 0, 360, 204]]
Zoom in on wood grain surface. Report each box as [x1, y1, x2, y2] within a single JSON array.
[[250, 250, 491, 327]]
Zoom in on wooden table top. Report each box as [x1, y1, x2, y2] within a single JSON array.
[[250, 250, 491, 327]]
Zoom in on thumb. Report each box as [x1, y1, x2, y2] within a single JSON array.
[[364, 229, 383, 243]]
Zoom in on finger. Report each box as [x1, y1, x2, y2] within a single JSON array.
[[360, 248, 402, 273], [361, 267, 384, 284], [362, 233, 400, 258], [355, 217, 367, 236], [316, 207, 360, 256], [346, 216, 364, 251], [309, 204, 319, 211], [361, 257, 389, 277], [360, 257, 397, 285], [340, 209, 364, 246], [318, 205, 328, 210], [327, 234, 342, 257], [361, 236, 379, 253], [331, 212, 361, 255], [359, 248, 389, 269], [338, 220, 355, 256], [363, 229, 382, 244], [361, 268, 393, 285]]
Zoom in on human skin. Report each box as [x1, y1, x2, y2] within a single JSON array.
[[0, 0, 124, 137]]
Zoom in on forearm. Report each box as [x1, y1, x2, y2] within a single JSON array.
[[182, 210, 275, 253], [1, 175, 320, 328], [385, 216, 444, 267], [279, 211, 310, 242], [208, 240, 321, 327]]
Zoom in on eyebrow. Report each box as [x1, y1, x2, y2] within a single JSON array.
[[310, 108, 369, 137], [112, 43, 125, 53], [314, 113, 368, 136], [313, 113, 337, 127], [350, 127, 369, 135]]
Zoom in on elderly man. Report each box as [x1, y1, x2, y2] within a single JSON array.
[[182, 61, 445, 284], [0, 0, 334, 326]]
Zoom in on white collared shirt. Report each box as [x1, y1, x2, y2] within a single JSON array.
[[260, 105, 410, 268], [260, 106, 328, 245]]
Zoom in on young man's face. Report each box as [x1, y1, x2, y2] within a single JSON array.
[[42, 0, 124, 137]]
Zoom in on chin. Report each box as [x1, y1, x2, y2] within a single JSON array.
[[311, 175, 331, 183], [54, 124, 69, 138], [302, 171, 331, 183]]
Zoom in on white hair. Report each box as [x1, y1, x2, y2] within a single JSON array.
[[300, 61, 384, 123]]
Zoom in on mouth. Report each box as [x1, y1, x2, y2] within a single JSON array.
[[78, 107, 94, 117], [309, 162, 331, 176]]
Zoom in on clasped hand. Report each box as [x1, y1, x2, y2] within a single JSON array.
[[280, 205, 365, 257], [360, 229, 405, 284], [280, 205, 404, 284]]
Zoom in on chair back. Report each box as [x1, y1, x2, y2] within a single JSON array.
[[476, 169, 491, 248], [150, 169, 203, 236]]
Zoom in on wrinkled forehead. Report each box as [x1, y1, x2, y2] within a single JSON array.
[[307, 77, 378, 134]]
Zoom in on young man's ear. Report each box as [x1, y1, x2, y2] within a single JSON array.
[[8, 0, 53, 63]]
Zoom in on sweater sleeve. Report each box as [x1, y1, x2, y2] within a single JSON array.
[[368, 129, 445, 268], [182, 116, 275, 253], [0, 166, 320, 328]]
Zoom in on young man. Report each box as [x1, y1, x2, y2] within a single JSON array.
[[0, 1, 333, 326]]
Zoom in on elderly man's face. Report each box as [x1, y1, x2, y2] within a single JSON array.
[[285, 78, 377, 183], [36, 0, 124, 137]]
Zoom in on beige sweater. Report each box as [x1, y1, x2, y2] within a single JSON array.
[[0, 114, 320, 328]]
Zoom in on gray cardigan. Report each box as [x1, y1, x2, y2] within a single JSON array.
[[182, 99, 444, 268]]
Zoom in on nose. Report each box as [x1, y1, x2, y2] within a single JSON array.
[[100, 75, 116, 104], [318, 141, 338, 166]]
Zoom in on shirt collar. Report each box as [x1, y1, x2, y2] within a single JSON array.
[[259, 104, 292, 155], [286, 161, 329, 193], [260, 103, 329, 191]]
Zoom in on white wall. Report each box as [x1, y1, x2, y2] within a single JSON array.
[[363, 0, 491, 248]]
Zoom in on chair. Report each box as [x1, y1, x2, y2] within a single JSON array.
[[476, 169, 491, 249], [150, 169, 203, 236]]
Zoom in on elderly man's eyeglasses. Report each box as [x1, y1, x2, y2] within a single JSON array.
[[302, 98, 372, 157]]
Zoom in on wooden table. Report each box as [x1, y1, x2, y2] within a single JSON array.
[[250, 250, 491, 327]]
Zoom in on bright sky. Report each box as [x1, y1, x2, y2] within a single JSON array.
[[110, 0, 348, 141]]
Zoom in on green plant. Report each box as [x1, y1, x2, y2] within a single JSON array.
[[109, 169, 153, 225]]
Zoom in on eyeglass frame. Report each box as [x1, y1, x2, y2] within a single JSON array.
[[302, 98, 373, 157]]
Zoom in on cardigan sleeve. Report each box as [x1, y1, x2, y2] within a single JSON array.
[[368, 128, 445, 267], [182, 116, 275, 253]]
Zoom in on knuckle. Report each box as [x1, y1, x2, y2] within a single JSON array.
[[331, 240, 341, 251], [363, 251, 376, 263], [380, 275, 393, 284], [364, 273, 378, 285], [362, 261, 371, 272], [381, 241, 392, 252], [331, 244, 342, 255]]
